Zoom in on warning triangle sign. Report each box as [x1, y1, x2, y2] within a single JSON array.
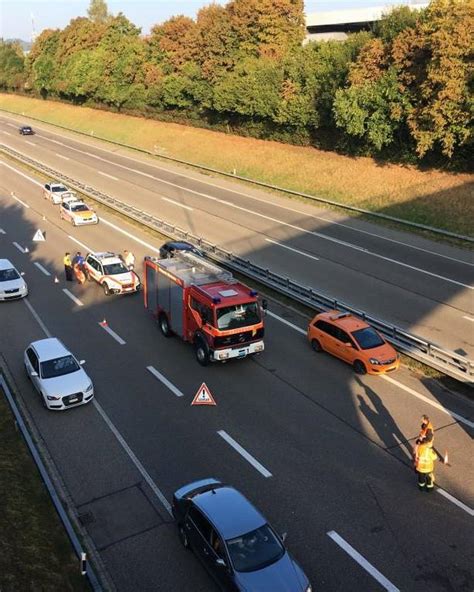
[[32, 229, 45, 242], [191, 382, 216, 406]]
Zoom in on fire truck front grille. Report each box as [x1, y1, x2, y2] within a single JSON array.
[[214, 327, 264, 348]]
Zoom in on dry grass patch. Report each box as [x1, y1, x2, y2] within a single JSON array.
[[2, 94, 472, 237]]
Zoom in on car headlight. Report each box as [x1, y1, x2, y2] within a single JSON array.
[[369, 358, 381, 365], [46, 395, 61, 401], [219, 352, 230, 360], [85, 383, 93, 392], [254, 344, 264, 352]]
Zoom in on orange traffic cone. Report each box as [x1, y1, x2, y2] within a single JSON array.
[[444, 450, 449, 464], [100, 319, 108, 327], [54, 276, 59, 284], [24, 247, 29, 253], [42, 215, 46, 221]]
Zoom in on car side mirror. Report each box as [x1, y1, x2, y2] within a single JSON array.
[[280, 532, 287, 543], [20, 272, 25, 276], [31, 371, 38, 377], [79, 360, 86, 365], [344, 342, 352, 348], [215, 558, 226, 568]]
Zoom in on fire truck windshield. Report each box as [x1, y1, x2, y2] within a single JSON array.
[[216, 302, 260, 330]]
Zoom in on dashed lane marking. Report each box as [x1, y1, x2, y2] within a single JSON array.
[[327, 531, 400, 592], [146, 366, 184, 397], [98, 171, 119, 181], [12, 242, 27, 254], [55, 153, 70, 161], [25, 140, 36, 147], [463, 315, 474, 322], [265, 238, 320, 261], [217, 430, 272, 478], [0, 228, 5, 234], [34, 262, 51, 276], [162, 197, 193, 211], [98, 322, 126, 345], [62, 289, 84, 307]]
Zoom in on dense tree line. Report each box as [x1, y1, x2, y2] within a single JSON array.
[[0, 0, 472, 166]]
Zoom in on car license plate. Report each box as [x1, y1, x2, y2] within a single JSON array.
[[238, 349, 247, 358], [69, 397, 78, 403]]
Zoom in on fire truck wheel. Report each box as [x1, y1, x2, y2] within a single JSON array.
[[159, 313, 172, 337], [195, 340, 210, 366]]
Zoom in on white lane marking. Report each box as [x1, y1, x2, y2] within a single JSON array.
[[98, 322, 126, 345], [34, 262, 51, 276], [3, 131, 11, 136], [0, 160, 43, 187], [266, 310, 306, 335], [5, 123, 17, 129], [11, 193, 30, 208], [382, 375, 474, 429], [327, 531, 400, 592], [265, 238, 320, 261], [0, 228, 5, 234], [437, 489, 474, 517], [23, 299, 52, 338], [12, 241, 27, 254], [93, 400, 172, 514], [6, 118, 471, 267], [162, 197, 193, 211], [55, 153, 70, 161], [20, 293, 172, 516], [67, 234, 95, 253], [146, 366, 184, 397], [98, 171, 119, 181], [26, 140, 36, 147], [62, 289, 84, 307], [463, 315, 474, 322], [99, 217, 160, 254], [217, 430, 272, 478]]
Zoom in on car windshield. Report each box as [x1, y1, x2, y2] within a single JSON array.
[[226, 524, 285, 573], [216, 302, 260, 330], [103, 262, 128, 275], [351, 327, 385, 350], [71, 204, 89, 212], [0, 268, 20, 282], [41, 355, 80, 378], [52, 186, 67, 192]]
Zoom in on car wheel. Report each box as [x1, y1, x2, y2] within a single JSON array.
[[24, 363, 30, 379], [159, 313, 172, 337], [40, 393, 48, 409], [103, 283, 111, 296], [72, 219, 77, 227], [195, 340, 210, 366], [353, 360, 367, 375], [178, 525, 190, 549], [311, 338, 322, 352]]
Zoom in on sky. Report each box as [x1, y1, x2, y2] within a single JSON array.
[[1, 0, 424, 41]]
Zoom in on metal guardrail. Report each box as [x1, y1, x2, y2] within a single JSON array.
[[1, 144, 473, 382], [1, 107, 473, 243]]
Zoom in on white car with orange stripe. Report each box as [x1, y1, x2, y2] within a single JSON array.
[[84, 252, 140, 296], [60, 200, 98, 226]]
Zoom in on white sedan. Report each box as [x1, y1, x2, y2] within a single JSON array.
[[24, 338, 94, 410], [60, 200, 99, 226], [0, 259, 28, 301]]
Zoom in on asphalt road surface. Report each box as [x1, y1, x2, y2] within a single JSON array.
[[1, 114, 473, 362], [1, 160, 473, 591]]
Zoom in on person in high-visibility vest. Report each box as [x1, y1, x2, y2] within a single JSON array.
[[415, 442, 438, 492]]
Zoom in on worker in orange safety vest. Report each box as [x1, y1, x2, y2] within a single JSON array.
[[415, 442, 438, 492]]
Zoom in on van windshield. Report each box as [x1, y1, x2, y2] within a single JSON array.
[[216, 302, 260, 330]]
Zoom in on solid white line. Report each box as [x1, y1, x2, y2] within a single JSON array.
[[2, 131, 11, 136], [99, 217, 160, 254], [327, 531, 400, 592], [162, 197, 193, 211], [217, 430, 272, 478], [55, 153, 70, 161], [266, 310, 306, 335], [265, 238, 320, 261], [62, 289, 84, 307], [12, 241, 26, 254], [67, 234, 95, 253], [146, 366, 184, 397], [0, 228, 5, 234], [0, 160, 43, 187], [98, 171, 119, 181], [93, 400, 172, 514], [382, 375, 474, 429], [11, 193, 30, 208], [23, 299, 52, 338], [25, 140, 36, 147], [99, 322, 126, 345], [34, 262, 51, 276], [463, 316, 474, 322], [20, 291, 172, 517], [437, 489, 474, 517]]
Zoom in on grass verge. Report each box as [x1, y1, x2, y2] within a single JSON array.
[[1, 93, 473, 239], [0, 383, 90, 592]]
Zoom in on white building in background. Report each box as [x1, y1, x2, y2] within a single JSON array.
[[305, 1, 430, 42]]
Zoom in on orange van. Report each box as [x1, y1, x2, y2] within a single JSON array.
[[307, 310, 399, 375]]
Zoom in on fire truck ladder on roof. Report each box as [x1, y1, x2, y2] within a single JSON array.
[[152, 252, 237, 287]]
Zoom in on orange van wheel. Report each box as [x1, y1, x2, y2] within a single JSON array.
[[311, 338, 322, 352]]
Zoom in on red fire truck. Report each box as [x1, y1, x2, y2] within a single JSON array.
[[144, 252, 266, 365]]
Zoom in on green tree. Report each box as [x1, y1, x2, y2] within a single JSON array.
[[0, 41, 25, 90], [27, 29, 61, 97], [87, 0, 109, 24], [375, 5, 421, 42]]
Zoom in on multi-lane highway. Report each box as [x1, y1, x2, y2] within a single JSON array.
[[1, 113, 473, 362], [1, 155, 473, 591]]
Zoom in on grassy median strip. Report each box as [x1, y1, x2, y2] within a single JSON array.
[[0, 393, 89, 591], [1, 94, 473, 240]]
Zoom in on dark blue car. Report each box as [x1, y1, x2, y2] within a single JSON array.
[[159, 240, 204, 259], [19, 125, 34, 135], [172, 478, 312, 591]]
